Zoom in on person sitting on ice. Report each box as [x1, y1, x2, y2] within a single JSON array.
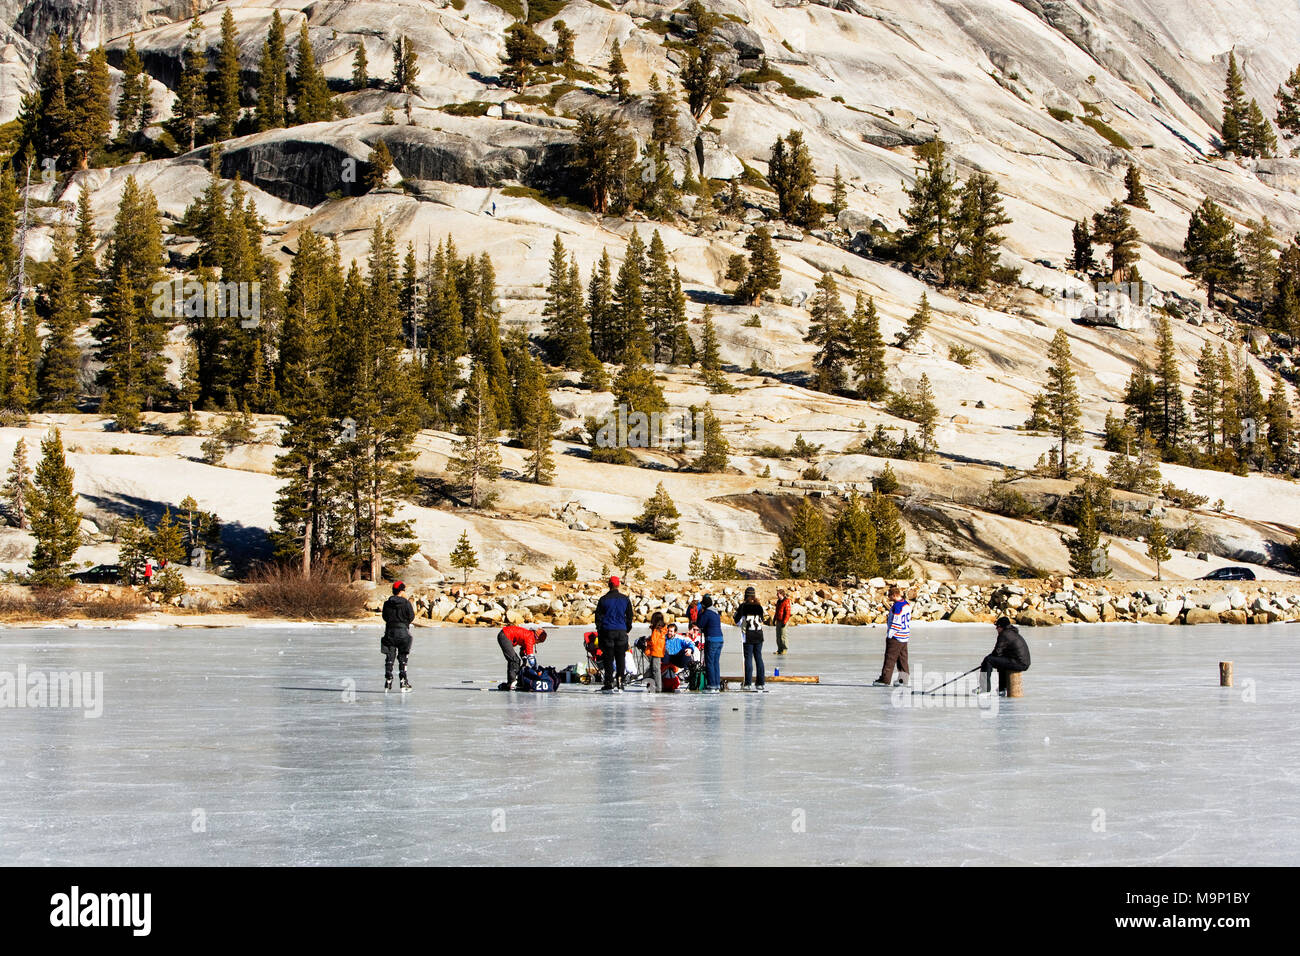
[[496, 625, 548, 690], [977, 617, 1031, 695], [664, 631, 697, 670]]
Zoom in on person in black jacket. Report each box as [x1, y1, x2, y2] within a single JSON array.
[[381, 581, 416, 693], [978, 616, 1031, 694], [733, 586, 767, 691], [595, 575, 634, 692]]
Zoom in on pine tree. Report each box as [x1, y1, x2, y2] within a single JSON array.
[[900, 139, 958, 284], [587, 249, 617, 362], [392, 36, 420, 92], [1183, 196, 1241, 308], [772, 496, 828, 579], [1071, 219, 1096, 273], [212, 9, 241, 140], [174, 15, 208, 151], [913, 374, 939, 455], [768, 130, 819, 227], [503, 23, 546, 92], [697, 306, 723, 386], [647, 74, 678, 155], [1146, 518, 1170, 580], [689, 549, 706, 578], [1038, 329, 1082, 477], [637, 482, 680, 542], [850, 293, 888, 401], [512, 352, 559, 484], [572, 111, 635, 214], [35, 221, 83, 411], [257, 11, 288, 131], [694, 403, 728, 472], [738, 226, 780, 305], [1123, 164, 1150, 209], [27, 428, 81, 583], [614, 527, 644, 574], [830, 166, 847, 217], [542, 236, 593, 370], [1191, 341, 1222, 453], [150, 508, 185, 565], [613, 348, 666, 418], [1067, 489, 1108, 578], [366, 139, 394, 189], [553, 21, 576, 75], [1243, 98, 1277, 158], [1221, 51, 1248, 154], [352, 41, 369, 90], [0, 167, 17, 287], [644, 230, 678, 363], [1092, 200, 1141, 280], [1277, 63, 1300, 142], [869, 491, 911, 578], [449, 530, 478, 583], [1265, 375, 1293, 470], [830, 492, 877, 583], [4, 438, 32, 529], [292, 21, 334, 124], [1153, 316, 1187, 455], [607, 39, 629, 101], [67, 47, 111, 168], [613, 228, 650, 360], [901, 292, 932, 348], [805, 272, 851, 393], [116, 36, 148, 144], [73, 185, 97, 298], [451, 365, 502, 509], [954, 171, 1011, 290]]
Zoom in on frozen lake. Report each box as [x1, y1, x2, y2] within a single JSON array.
[[1, 622, 1297, 866]]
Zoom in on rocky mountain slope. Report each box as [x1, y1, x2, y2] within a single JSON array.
[[2, 0, 1299, 584]]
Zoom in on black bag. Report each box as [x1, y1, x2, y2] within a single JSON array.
[[517, 664, 557, 692]]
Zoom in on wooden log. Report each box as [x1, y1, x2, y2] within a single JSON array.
[[1220, 661, 1233, 687], [720, 675, 819, 689], [1006, 671, 1024, 698]]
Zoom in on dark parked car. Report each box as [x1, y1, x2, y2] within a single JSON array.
[[1199, 567, 1256, 582], [70, 564, 123, 584]]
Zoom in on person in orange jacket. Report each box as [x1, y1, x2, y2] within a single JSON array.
[[774, 588, 792, 655], [497, 625, 547, 690], [645, 611, 667, 692]]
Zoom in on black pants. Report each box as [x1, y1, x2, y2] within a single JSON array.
[[498, 633, 523, 685], [878, 637, 910, 685], [383, 639, 411, 680], [600, 630, 629, 689], [980, 655, 1027, 692], [743, 641, 765, 686]]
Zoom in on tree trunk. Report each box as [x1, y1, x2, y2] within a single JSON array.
[[301, 460, 314, 576]]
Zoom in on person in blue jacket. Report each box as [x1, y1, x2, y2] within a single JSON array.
[[696, 594, 724, 691], [595, 575, 634, 692]]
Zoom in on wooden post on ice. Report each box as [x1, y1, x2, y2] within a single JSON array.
[[1006, 671, 1024, 698], [1220, 661, 1233, 687]]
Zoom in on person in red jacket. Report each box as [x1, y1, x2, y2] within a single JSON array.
[[497, 625, 547, 690], [774, 588, 792, 655]]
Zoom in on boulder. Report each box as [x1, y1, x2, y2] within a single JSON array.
[[1218, 610, 1248, 625], [946, 604, 982, 623], [1182, 607, 1220, 625]]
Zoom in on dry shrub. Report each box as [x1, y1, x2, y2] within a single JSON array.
[[0, 589, 32, 617], [242, 561, 366, 619], [80, 594, 146, 619], [28, 587, 73, 619]]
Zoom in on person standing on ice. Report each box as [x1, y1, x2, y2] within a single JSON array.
[[977, 617, 1031, 695], [734, 586, 767, 691], [697, 594, 724, 692], [774, 588, 792, 655], [496, 625, 548, 690], [596, 575, 633, 692], [381, 581, 416, 693], [873, 586, 911, 687]]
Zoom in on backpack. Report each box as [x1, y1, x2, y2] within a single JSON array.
[[518, 664, 558, 692], [689, 663, 707, 692]]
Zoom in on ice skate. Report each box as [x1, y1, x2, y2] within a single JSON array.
[[400, 678, 412, 693], [384, 678, 392, 693]]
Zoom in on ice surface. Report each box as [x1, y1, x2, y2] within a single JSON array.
[[1, 623, 1297, 866]]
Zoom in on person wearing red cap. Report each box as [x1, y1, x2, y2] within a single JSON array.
[[496, 624, 548, 690], [595, 575, 633, 692], [381, 581, 415, 692]]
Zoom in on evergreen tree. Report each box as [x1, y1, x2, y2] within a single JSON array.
[[1221, 51, 1248, 154], [542, 236, 596, 370], [1183, 196, 1241, 308], [67, 47, 111, 168], [1242, 218, 1279, 307], [612, 229, 650, 360], [392, 36, 420, 92], [900, 139, 958, 284], [1071, 219, 1096, 272], [150, 507, 185, 565], [512, 352, 559, 484], [0, 168, 17, 288], [35, 221, 83, 411], [637, 482, 680, 542], [850, 293, 888, 401], [768, 130, 819, 226], [1276, 63, 1300, 142], [587, 249, 617, 361], [257, 11, 288, 131], [1243, 99, 1277, 158], [689, 548, 706, 578], [913, 374, 939, 455], [679, 2, 729, 120], [1191, 341, 1222, 453], [694, 403, 728, 472], [352, 42, 369, 90], [366, 139, 394, 189], [1153, 316, 1187, 454], [613, 526, 644, 573], [901, 292, 932, 348], [830, 166, 847, 217], [830, 492, 877, 583], [738, 226, 780, 305], [572, 111, 636, 214], [1036, 329, 1082, 477], [772, 496, 828, 579], [1123, 164, 1150, 209], [698, 305, 723, 385], [451, 365, 502, 509], [1265, 375, 1294, 470], [4, 438, 32, 529], [553, 21, 576, 75], [174, 15, 208, 151], [644, 230, 678, 363], [805, 271, 851, 393], [292, 21, 334, 124], [1067, 490, 1108, 578], [1092, 200, 1141, 280], [1146, 518, 1170, 581], [954, 171, 1011, 290], [73, 185, 98, 299], [212, 9, 241, 140], [504, 23, 546, 92], [115, 36, 149, 144], [869, 491, 911, 578], [607, 39, 629, 101], [449, 530, 478, 583], [613, 348, 666, 419], [27, 428, 80, 583], [647, 74, 678, 155]]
